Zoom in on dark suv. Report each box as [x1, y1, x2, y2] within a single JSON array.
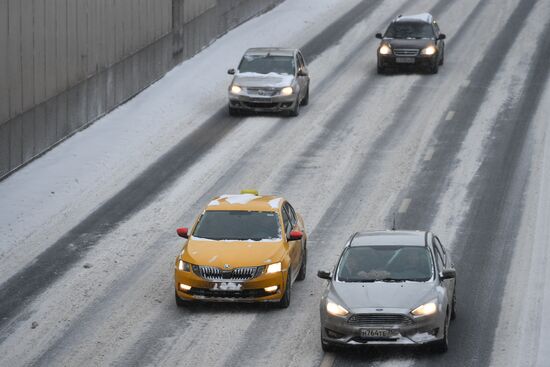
[[375, 13, 446, 74]]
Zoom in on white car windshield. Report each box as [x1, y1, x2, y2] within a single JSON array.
[[238, 54, 295, 75]]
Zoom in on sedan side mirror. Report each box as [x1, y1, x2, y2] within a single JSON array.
[[438, 34, 446, 40], [176, 227, 189, 239], [289, 230, 303, 241], [440, 268, 456, 279], [375, 33, 383, 39], [297, 69, 308, 77], [317, 270, 332, 280], [227, 68, 236, 75]]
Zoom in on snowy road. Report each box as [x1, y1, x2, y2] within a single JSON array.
[[1, 0, 550, 366]]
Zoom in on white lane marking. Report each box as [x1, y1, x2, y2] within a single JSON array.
[[445, 110, 455, 121], [319, 353, 335, 367], [424, 147, 435, 161], [398, 198, 411, 214]]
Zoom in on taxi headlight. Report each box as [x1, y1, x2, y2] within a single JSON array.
[[231, 85, 242, 94], [280, 86, 293, 96], [177, 259, 191, 272], [326, 300, 349, 317], [266, 262, 282, 273], [411, 300, 438, 316], [379, 44, 392, 55], [421, 45, 437, 56]]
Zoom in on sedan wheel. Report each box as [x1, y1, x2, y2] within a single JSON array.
[[300, 86, 309, 106], [451, 291, 457, 320], [287, 98, 300, 117], [228, 105, 240, 116], [432, 312, 449, 353]]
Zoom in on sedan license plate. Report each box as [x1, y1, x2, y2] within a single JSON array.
[[251, 97, 272, 103], [395, 57, 415, 64], [361, 329, 391, 338]]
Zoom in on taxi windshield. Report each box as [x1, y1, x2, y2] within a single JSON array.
[[192, 210, 281, 241], [238, 54, 295, 75], [337, 246, 433, 282], [384, 22, 435, 39]]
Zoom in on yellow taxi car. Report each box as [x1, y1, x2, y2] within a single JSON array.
[[174, 191, 307, 308]]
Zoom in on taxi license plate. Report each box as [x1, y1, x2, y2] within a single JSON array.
[[395, 57, 415, 64], [361, 329, 391, 338]]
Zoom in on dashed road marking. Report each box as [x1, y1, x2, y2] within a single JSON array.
[[320, 353, 335, 367], [398, 198, 411, 213], [424, 147, 435, 161], [445, 110, 455, 121]]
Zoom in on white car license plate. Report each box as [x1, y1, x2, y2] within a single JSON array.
[[395, 57, 415, 64], [361, 329, 391, 338]]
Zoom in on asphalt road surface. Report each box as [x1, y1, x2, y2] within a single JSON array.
[[1, 0, 549, 366]]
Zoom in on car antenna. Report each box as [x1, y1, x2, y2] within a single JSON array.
[[391, 213, 397, 230]]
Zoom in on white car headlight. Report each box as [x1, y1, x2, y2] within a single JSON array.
[[326, 300, 349, 317], [231, 85, 242, 94], [379, 44, 392, 55], [411, 300, 438, 316], [280, 86, 293, 96], [266, 262, 282, 273], [421, 46, 437, 55]]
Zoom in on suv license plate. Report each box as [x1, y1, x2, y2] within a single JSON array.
[[396, 57, 415, 64], [361, 329, 391, 338]]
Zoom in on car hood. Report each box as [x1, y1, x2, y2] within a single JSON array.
[[329, 281, 437, 310], [384, 38, 435, 50], [182, 236, 286, 268], [232, 72, 295, 88]]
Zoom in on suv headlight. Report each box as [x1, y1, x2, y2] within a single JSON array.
[[230, 85, 242, 94], [421, 46, 437, 55], [280, 86, 293, 96], [411, 300, 438, 316], [379, 44, 392, 55], [266, 262, 282, 273], [326, 300, 349, 317], [177, 259, 191, 272]]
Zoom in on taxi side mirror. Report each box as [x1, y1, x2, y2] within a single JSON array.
[[289, 230, 303, 241], [176, 227, 189, 239]]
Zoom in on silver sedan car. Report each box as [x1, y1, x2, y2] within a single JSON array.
[[227, 48, 310, 116], [318, 230, 456, 352]]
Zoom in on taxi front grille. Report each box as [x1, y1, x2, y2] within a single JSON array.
[[187, 287, 270, 299], [192, 265, 264, 281], [347, 314, 413, 326]]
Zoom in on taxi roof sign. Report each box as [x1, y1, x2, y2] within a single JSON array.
[[240, 189, 259, 196]]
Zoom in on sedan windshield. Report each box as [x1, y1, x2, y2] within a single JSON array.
[[192, 210, 281, 241], [384, 22, 435, 39], [238, 54, 295, 75], [337, 246, 433, 282]]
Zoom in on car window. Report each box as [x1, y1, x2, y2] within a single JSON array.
[[433, 246, 445, 272], [337, 246, 433, 282], [283, 202, 297, 226], [297, 53, 306, 70], [238, 54, 295, 75], [384, 21, 435, 39], [433, 237, 447, 266], [281, 207, 292, 235], [192, 210, 281, 241], [433, 21, 440, 36]]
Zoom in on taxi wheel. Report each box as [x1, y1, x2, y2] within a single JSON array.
[[297, 246, 307, 281], [175, 291, 186, 308], [277, 272, 291, 308]]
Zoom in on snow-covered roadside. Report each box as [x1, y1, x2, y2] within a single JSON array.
[[0, 0, 364, 283]]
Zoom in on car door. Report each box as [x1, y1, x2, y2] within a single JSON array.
[[433, 236, 454, 306], [282, 203, 301, 279], [296, 52, 309, 100]]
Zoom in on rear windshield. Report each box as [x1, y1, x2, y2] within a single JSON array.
[[384, 22, 435, 39], [192, 210, 281, 241], [238, 54, 295, 75], [337, 245, 433, 282]]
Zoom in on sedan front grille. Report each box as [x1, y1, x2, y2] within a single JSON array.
[[393, 49, 419, 57], [192, 265, 264, 281], [246, 87, 278, 97], [347, 314, 413, 326]]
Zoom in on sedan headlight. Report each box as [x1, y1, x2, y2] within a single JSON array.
[[230, 85, 242, 94], [411, 300, 438, 316], [266, 262, 282, 273], [421, 45, 437, 55], [280, 86, 293, 96], [379, 44, 392, 55], [326, 300, 349, 317], [177, 259, 191, 272]]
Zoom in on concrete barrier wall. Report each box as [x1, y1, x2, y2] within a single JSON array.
[[0, 0, 283, 179]]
